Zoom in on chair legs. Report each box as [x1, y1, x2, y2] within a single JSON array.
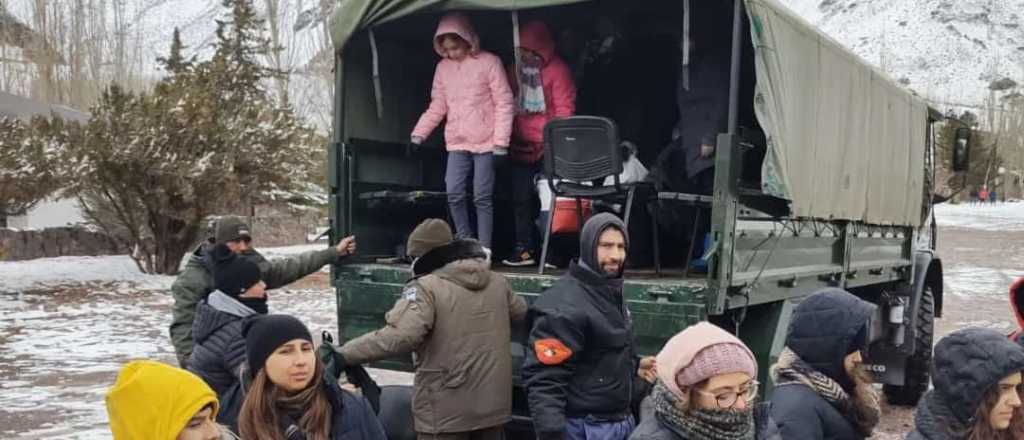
[[651, 200, 661, 276], [683, 207, 702, 278], [538, 200, 557, 275]]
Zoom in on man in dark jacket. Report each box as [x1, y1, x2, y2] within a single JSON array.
[[170, 215, 356, 367], [769, 288, 882, 440], [188, 245, 267, 401], [522, 213, 655, 440], [335, 219, 528, 440], [906, 328, 1024, 440]]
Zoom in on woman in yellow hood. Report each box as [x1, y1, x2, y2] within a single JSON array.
[[106, 359, 235, 440]]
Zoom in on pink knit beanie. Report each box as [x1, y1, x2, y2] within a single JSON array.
[[675, 343, 757, 386], [655, 322, 758, 399]]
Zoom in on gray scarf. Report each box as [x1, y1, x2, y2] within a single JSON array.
[[651, 381, 754, 440], [771, 347, 881, 437]]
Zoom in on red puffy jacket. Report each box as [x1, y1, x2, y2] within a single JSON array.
[[509, 21, 576, 164]]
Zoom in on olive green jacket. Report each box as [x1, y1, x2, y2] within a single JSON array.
[[169, 243, 342, 367]]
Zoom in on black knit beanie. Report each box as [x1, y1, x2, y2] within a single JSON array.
[[213, 245, 262, 297], [243, 314, 314, 375]]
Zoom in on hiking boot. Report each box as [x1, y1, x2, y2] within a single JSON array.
[[502, 249, 537, 267]]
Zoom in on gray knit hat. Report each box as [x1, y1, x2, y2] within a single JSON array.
[[406, 219, 453, 258], [214, 216, 252, 245]]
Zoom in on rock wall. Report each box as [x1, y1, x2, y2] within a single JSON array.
[[0, 227, 127, 261]]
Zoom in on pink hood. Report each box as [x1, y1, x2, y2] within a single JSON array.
[[433, 12, 480, 57], [655, 322, 758, 400]]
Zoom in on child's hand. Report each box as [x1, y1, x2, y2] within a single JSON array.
[[493, 147, 508, 156], [411, 136, 424, 145]]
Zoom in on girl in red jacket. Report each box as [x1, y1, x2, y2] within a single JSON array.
[[411, 12, 515, 249], [501, 20, 577, 267]]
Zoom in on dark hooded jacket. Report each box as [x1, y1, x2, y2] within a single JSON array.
[[770, 288, 876, 440], [170, 241, 343, 367], [906, 328, 1024, 440], [676, 44, 730, 180], [523, 213, 647, 439], [188, 289, 263, 403], [338, 239, 528, 434]]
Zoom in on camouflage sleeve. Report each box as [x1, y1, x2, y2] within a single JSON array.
[[338, 283, 435, 365], [259, 248, 340, 289], [169, 269, 211, 367]]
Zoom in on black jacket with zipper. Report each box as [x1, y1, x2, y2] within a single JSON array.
[[522, 260, 643, 439]]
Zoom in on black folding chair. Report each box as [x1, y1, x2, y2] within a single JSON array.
[[538, 116, 636, 274]]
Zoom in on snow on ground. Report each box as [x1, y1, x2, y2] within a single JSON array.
[[0, 256, 173, 293], [0, 244, 392, 439], [934, 201, 1024, 231]]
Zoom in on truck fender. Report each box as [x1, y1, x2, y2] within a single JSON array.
[[906, 251, 943, 354]]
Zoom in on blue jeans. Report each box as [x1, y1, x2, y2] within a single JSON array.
[[564, 415, 635, 440], [446, 151, 494, 248]]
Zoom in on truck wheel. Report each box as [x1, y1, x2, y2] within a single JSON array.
[[883, 286, 934, 406]]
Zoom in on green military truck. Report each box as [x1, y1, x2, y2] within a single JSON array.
[[324, 0, 968, 433]]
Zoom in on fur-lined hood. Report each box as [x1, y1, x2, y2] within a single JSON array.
[[411, 239, 490, 289]]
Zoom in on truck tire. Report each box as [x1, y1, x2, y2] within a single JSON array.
[[883, 286, 934, 406]]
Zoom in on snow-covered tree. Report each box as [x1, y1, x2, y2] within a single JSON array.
[[55, 0, 323, 275], [0, 116, 65, 221]]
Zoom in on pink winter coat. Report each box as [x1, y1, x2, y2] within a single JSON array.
[[510, 20, 577, 163], [411, 13, 515, 154]]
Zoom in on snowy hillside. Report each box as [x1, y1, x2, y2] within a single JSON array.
[[779, 0, 1024, 106]]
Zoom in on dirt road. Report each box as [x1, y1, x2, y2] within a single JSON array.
[[1, 225, 1021, 439]]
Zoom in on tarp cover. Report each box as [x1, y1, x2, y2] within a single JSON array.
[[330, 0, 585, 52], [331, 0, 930, 226], [746, 0, 927, 226]]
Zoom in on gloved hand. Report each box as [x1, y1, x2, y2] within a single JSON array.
[[318, 332, 349, 382]]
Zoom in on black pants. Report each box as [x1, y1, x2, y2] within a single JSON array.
[[507, 160, 540, 252]]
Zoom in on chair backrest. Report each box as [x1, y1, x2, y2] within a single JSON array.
[[543, 116, 622, 182]]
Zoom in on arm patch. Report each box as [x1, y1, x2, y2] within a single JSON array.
[[534, 338, 574, 365]]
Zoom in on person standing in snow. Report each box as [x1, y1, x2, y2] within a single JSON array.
[[410, 12, 516, 250], [237, 314, 386, 440], [500, 19, 576, 267], [170, 215, 356, 368], [905, 328, 1024, 440], [106, 359, 236, 440], [188, 243, 271, 424], [630, 322, 781, 440], [329, 219, 527, 440], [522, 213, 656, 440], [769, 288, 882, 439]]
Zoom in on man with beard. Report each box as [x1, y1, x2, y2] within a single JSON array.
[[523, 213, 656, 440], [770, 289, 882, 439]]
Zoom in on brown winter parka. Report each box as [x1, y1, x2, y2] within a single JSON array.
[[338, 239, 528, 435]]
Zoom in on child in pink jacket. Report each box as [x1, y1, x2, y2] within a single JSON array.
[[411, 12, 515, 249]]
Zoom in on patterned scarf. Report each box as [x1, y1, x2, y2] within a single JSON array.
[[651, 381, 754, 440], [516, 50, 546, 114], [771, 347, 881, 437]]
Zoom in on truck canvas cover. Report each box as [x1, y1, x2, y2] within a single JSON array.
[[330, 0, 929, 227]]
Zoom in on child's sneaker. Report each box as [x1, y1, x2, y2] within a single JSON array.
[[502, 249, 537, 267]]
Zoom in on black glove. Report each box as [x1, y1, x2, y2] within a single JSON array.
[[318, 331, 348, 382]]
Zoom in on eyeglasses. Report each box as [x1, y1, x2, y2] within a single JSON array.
[[693, 380, 759, 409]]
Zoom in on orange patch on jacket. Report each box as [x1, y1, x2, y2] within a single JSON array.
[[534, 338, 573, 365]]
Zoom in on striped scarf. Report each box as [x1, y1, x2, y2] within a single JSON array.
[[771, 347, 881, 437], [651, 380, 754, 440], [516, 50, 546, 114]]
